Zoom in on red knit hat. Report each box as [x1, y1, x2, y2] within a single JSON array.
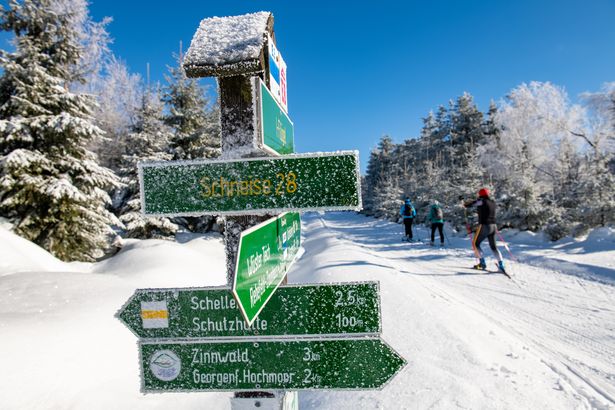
[[478, 188, 490, 198]]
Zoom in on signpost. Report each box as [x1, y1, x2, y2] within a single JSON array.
[[116, 282, 381, 339], [140, 337, 405, 392], [138, 151, 361, 217], [233, 212, 301, 325], [258, 78, 294, 155], [120, 12, 406, 407]]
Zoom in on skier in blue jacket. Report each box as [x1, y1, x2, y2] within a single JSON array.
[[400, 197, 416, 241]]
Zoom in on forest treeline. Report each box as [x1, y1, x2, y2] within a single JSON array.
[[362, 84, 615, 240]]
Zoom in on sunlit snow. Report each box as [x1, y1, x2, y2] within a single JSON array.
[[0, 212, 614, 409]]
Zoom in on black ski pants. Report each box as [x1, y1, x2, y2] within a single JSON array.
[[403, 218, 413, 239], [431, 222, 444, 243], [473, 224, 503, 262]]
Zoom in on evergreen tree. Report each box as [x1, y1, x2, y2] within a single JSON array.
[[363, 136, 395, 214], [0, 0, 120, 261], [115, 89, 178, 239], [483, 100, 500, 144], [447, 93, 486, 209], [163, 56, 220, 160], [544, 137, 582, 239]]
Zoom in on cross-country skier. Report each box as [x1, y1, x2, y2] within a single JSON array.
[[429, 200, 445, 246], [400, 197, 416, 241], [464, 188, 506, 273]]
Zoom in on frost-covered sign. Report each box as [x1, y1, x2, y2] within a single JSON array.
[[233, 212, 300, 325], [267, 34, 287, 113], [116, 282, 381, 338], [140, 337, 406, 391], [138, 151, 361, 216], [258, 78, 294, 155]]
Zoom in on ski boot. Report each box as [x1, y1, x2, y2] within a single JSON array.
[[497, 260, 506, 273], [473, 258, 487, 270]]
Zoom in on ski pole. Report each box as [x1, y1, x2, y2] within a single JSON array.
[[442, 225, 452, 246], [496, 228, 517, 262]]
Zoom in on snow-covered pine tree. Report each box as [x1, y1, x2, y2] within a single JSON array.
[[115, 89, 178, 239], [162, 54, 221, 233], [544, 136, 582, 239], [363, 135, 396, 216], [0, 0, 120, 261], [483, 100, 500, 144], [163, 55, 220, 161], [372, 177, 403, 221]]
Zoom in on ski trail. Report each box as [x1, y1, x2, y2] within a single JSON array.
[[298, 213, 615, 409]]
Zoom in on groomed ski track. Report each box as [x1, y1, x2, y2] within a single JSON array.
[[292, 212, 615, 410]]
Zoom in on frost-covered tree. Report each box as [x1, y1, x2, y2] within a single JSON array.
[[447, 93, 486, 202], [90, 57, 143, 171], [372, 178, 403, 221], [576, 82, 615, 228], [488, 82, 584, 231], [46, 0, 113, 89], [114, 89, 178, 239], [363, 136, 397, 216], [362, 81, 613, 237], [163, 56, 220, 160], [483, 100, 500, 144], [0, 0, 120, 261]]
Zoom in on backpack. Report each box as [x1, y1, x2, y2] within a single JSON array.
[[434, 205, 443, 220], [403, 204, 414, 217]]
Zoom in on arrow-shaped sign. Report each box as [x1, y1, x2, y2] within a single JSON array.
[[140, 337, 406, 391], [116, 282, 381, 339], [233, 212, 300, 325]]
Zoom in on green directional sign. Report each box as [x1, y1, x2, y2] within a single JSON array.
[[138, 151, 361, 216], [140, 337, 406, 392], [116, 282, 380, 339], [260, 79, 294, 155], [233, 212, 300, 325]]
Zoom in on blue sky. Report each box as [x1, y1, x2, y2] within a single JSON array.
[[3, 0, 615, 172]]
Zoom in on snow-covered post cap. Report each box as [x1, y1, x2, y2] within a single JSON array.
[[183, 11, 273, 78]]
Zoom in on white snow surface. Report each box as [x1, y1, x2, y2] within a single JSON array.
[[184, 11, 270, 67], [1, 212, 614, 409]]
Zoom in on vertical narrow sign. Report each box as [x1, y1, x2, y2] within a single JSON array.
[[268, 34, 288, 113], [260, 78, 294, 155]]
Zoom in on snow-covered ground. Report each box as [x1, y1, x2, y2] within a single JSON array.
[[1, 212, 614, 409]]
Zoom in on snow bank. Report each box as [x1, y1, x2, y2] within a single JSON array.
[[92, 234, 227, 287], [0, 225, 80, 276]]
